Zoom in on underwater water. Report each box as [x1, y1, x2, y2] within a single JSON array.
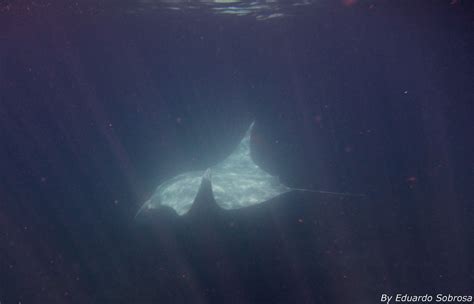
[[0, 1, 472, 303]]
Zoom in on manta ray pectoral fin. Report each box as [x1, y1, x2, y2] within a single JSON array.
[[136, 170, 208, 217], [203, 168, 211, 181], [135, 199, 153, 219], [209, 121, 292, 210]]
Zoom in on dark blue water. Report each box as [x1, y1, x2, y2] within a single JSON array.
[[0, 1, 472, 303]]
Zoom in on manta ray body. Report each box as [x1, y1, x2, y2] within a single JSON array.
[[137, 122, 353, 218], [137, 122, 292, 217]]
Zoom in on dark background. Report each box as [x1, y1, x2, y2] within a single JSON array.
[[0, 1, 472, 303]]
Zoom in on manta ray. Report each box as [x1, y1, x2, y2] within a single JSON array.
[[136, 122, 355, 218]]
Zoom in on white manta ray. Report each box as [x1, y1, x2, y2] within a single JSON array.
[[136, 122, 354, 217]]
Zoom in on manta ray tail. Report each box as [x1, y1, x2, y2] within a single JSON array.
[[291, 188, 365, 197]]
